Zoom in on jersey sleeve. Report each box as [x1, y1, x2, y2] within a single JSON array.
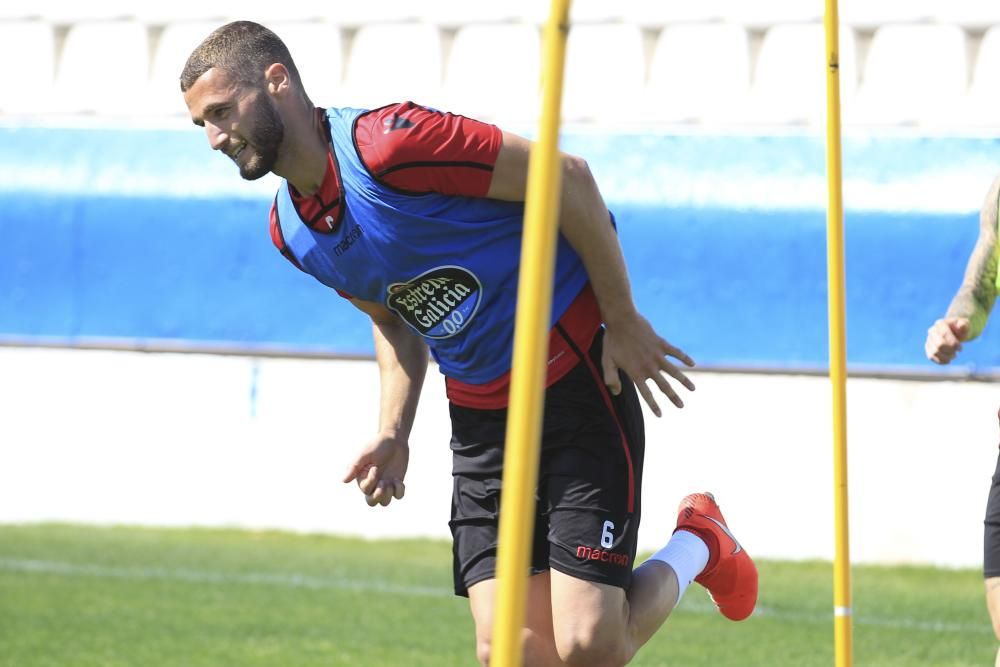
[[353, 101, 502, 196]]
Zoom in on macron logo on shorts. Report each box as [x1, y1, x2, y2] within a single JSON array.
[[576, 545, 630, 567]]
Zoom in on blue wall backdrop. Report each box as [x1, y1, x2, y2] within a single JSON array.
[[2, 125, 1000, 374]]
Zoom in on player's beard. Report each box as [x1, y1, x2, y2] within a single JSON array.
[[237, 97, 284, 181]]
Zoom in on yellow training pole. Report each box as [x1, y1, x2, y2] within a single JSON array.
[[490, 0, 572, 665], [823, 1, 853, 665]]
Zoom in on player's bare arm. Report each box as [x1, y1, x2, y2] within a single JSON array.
[[487, 131, 695, 416], [342, 297, 428, 506], [926, 175, 1000, 364], [947, 176, 1000, 335]]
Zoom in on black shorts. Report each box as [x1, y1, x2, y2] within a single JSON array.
[[448, 327, 645, 596], [985, 408, 1000, 578]]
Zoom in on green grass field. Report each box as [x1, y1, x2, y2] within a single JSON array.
[[0, 524, 993, 666]]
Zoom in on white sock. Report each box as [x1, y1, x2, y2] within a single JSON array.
[[648, 530, 710, 605]]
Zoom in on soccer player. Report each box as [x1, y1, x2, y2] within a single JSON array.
[[925, 176, 1000, 666], [181, 21, 757, 666]]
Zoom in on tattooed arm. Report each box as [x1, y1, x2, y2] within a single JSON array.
[[925, 175, 1000, 364]]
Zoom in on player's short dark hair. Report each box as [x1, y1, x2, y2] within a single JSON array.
[[180, 21, 303, 93]]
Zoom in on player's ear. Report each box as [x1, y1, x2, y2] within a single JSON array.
[[263, 63, 290, 96]]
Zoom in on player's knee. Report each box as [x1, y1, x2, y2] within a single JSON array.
[[475, 632, 558, 666], [557, 637, 628, 667], [554, 620, 629, 667], [986, 578, 1000, 640], [475, 637, 491, 666]]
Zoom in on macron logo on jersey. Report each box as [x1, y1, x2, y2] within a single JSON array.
[[383, 114, 415, 133]]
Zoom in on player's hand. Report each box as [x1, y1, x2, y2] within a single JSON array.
[[342, 434, 409, 507], [925, 317, 970, 365], [601, 312, 695, 417]]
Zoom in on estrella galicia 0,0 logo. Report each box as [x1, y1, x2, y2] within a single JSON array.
[[385, 266, 482, 339]]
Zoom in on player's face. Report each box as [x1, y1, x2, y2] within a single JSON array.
[[232, 93, 284, 180], [184, 68, 285, 181]]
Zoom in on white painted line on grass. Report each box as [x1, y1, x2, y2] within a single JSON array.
[[0, 557, 451, 598], [1, 557, 992, 636]]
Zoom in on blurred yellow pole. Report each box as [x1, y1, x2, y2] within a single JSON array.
[[490, 0, 571, 665], [823, 1, 853, 666]]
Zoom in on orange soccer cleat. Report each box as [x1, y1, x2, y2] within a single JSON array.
[[674, 492, 758, 621]]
